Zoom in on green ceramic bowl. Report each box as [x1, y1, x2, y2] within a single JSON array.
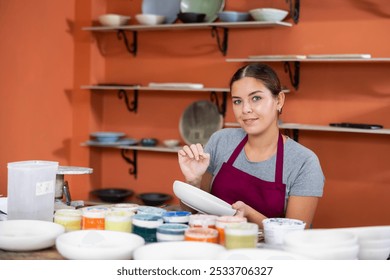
[[180, 0, 225, 22]]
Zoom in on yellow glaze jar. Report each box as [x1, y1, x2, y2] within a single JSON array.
[[105, 209, 134, 232], [54, 209, 82, 232]]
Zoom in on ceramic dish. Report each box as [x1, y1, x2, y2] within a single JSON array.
[[0, 220, 65, 251], [179, 100, 223, 146], [133, 241, 226, 260], [55, 230, 145, 260], [217, 248, 310, 260], [217, 11, 250, 22], [249, 8, 288, 22], [180, 0, 225, 22], [90, 188, 134, 203], [137, 192, 172, 206], [142, 0, 181, 24], [173, 180, 236, 216], [86, 138, 138, 146], [90, 132, 125, 143], [98, 14, 130, 27]]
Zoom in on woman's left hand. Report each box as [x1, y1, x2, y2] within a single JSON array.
[[232, 201, 250, 217]]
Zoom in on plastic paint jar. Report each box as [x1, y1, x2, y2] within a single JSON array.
[[105, 209, 134, 232], [137, 206, 167, 217], [162, 211, 191, 224], [215, 216, 247, 246], [54, 209, 82, 232], [156, 223, 189, 242], [184, 227, 219, 243], [189, 214, 218, 229], [224, 222, 259, 249], [132, 214, 163, 243], [111, 203, 139, 213], [81, 207, 106, 230]]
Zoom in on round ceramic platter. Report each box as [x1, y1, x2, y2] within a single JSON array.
[[173, 180, 236, 216], [180, 0, 225, 22], [0, 220, 65, 251], [179, 100, 223, 146], [216, 248, 310, 260], [142, 0, 181, 24], [86, 138, 138, 146], [133, 241, 226, 260], [56, 230, 145, 260]]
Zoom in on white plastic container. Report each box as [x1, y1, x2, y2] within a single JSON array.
[[7, 160, 58, 221]]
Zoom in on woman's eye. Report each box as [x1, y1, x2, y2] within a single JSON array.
[[233, 99, 241, 105], [252, 96, 261, 102]]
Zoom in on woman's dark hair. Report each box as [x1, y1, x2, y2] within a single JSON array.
[[229, 63, 282, 97]]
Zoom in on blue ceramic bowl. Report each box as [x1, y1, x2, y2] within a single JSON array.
[[217, 11, 250, 22]]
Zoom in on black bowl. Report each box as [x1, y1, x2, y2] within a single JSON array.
[[137, 192, 172, 206], [90, 188, 134, 203], [178, 12, 206, 23]]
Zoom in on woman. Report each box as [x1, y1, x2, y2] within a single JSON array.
[[178, 63, 325, 229]]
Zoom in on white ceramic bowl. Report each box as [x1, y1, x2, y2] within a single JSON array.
[[249, 8, 288, 22], [217, 11, 250, 22], [98, 14, 130, 27], [358, 247, 390, 260], [283, 229, 358, 249], [163, 139, 180, 148], [135, 14, 166, 25], [55, 230, 145, 260], [0, 220, 65, 251], [133, 241, 226, 260]]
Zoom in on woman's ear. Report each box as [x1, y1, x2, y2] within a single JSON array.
[[277, 91, 285, 111]]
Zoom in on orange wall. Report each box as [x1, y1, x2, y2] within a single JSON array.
[[1, 0, 389, 228]]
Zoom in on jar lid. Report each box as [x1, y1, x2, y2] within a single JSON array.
[[157, 223, 189, 235], [55, 209, 82, 217], [132, 214, 163, 228]]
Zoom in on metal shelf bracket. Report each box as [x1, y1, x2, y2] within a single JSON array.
[[117, 30, 138, 56], [211, 27, 229, 56], [284, 61, 300, 90], [285, 0, 300, 24], [117, 89, 138, 113], [210, 91, 228, 117], [120, 149, 138, 179]]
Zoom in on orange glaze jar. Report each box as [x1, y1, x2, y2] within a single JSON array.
[[81, 207, 106, 230], [216, 216, 247, 246], [184, 227, 218, 243], [188, 214, 218, 229]]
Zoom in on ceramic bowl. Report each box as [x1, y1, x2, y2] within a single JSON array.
[[90, 132, 125, 143], [56, 230, 145, 260], [217, 11, 250, 22], [249, 8, 288, 22], [90, 188, 134, 203], [162, 211, 192, 223], [284, 243, 359, 260], [163, 139, 180, 148], [140, 138, 158, 147], [180, 0, 225, 22], [358, 247, 390, 260], [0, 220, 65, 251], [135, 14, 165, 25], [98, 14, 130, 27], [217, 248, 310, 260], [137, 192, 172, 206], [133, 241, 226, 260], [178, 12, 206, 23]]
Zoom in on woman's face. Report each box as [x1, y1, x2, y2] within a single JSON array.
[[231, 77, 282, 136]]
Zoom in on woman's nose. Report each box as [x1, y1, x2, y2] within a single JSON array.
[[242, 101, 252, 113]]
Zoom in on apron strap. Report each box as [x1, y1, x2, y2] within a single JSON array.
[[227, 135, 248, 165], [274, 133, 284, 184]]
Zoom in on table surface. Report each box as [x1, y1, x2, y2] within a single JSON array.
[[0, 246, 64, 260]]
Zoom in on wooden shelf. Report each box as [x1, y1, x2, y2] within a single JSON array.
[[82, 142, 180, 153], [81, 84, 229, 92], [226, 57, 390, 63]]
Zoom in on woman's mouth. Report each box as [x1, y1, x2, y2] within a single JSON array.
[[242, 118, 258, 125]]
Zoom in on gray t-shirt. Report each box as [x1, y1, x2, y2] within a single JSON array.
[[205, 128, 325, 201]]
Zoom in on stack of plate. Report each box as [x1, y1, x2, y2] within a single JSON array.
[[333, 226, 390, 260]]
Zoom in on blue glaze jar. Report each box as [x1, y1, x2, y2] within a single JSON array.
[[156, 223, 189, 242], [162, 211, 191, 224], [137, 206, 167, 217], [132, 214, 163, 243]]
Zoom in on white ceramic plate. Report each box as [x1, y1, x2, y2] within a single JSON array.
[[55, 230, 145, 260], [142, 0, 181, 24], [133, 241, 226, 260], [173, 180, 236, 216], [217, 248, 310, 260], [180, 0, 225, 22], [0, 220, 65, 251], [179, 100, 223, 146]]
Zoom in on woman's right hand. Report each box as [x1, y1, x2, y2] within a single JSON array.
[[178, 143, 210, 186]]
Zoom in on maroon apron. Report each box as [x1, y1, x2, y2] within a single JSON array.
[[211, 133, 286, 218]]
